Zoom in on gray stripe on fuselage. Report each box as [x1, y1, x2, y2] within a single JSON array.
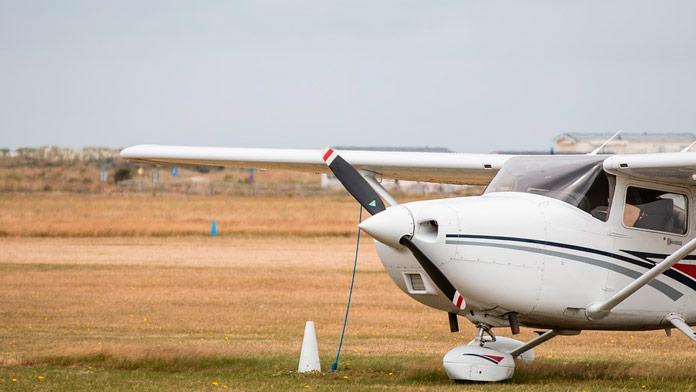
[[445, 240, 683, 301]]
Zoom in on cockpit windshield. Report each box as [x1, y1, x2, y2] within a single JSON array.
[[485, 155, 613, 221]]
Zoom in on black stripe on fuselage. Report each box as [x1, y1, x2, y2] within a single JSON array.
[[621, 249, 696, 284], [445, 234, 696, 293], [447, 239, 682, 300], [622, 249, 696, 262]]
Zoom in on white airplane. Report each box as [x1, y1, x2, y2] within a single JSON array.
[[121, 143, 696, 382]]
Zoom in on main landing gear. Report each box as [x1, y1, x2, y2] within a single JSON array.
[[442, 324, 580, 382]]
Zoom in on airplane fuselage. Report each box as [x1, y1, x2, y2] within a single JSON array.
[[372, 176, 696, 331]]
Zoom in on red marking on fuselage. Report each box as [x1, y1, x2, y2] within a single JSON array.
[[483, 355, 504, 363], [673, 263, 696, 280], [322, 148, 334, 162]]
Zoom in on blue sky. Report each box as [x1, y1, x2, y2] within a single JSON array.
[[1, 0, 694, 152]]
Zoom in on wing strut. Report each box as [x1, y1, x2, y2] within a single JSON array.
[[586, 236, 696, 320], [363, 172, 399, 206], [508, 329, 580, 358], [665, 314, 696, 343]]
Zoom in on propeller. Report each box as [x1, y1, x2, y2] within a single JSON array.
[[322, 148, 466, 315]]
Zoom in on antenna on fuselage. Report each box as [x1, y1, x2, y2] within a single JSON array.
[[588, 129, 622, 155], [681, 139, 696, 153]]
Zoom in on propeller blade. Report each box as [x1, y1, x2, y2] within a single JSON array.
[[322, 148, 386, 215], [400, 236, 465, 310]]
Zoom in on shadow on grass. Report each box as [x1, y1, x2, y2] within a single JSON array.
[[23, 352, 295, 375], [514, 358, 696, 385]]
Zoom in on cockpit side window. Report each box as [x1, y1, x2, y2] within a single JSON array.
[[586, 173, 614, 222], [623, 186, 688, 234]]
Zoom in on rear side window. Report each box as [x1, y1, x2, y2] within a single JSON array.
[[623, 186, 688, 234]]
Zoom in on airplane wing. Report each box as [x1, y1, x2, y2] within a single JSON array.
[[120, 145, 513, 185], [603, 152, 696, 185]]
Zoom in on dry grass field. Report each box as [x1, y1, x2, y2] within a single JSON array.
[[0, 193, 363, 238], [2, 194, 696, 391]]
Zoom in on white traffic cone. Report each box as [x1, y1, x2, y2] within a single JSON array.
[[298, 321, 321, 372]]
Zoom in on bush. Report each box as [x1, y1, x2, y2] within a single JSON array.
[[114, 168, 132, 182]]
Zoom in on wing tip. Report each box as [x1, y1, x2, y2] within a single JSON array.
[[119, 146, 137, 159]]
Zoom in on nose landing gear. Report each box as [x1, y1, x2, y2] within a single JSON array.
[[442, 325, 579, 382], [442, 324, 515, 382]]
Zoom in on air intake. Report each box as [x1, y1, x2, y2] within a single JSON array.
[[406, 273, 426, 292]]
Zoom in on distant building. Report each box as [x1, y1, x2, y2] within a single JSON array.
[[554, 132, 696, 154]]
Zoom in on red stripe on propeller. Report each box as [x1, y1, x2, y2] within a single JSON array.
[[322, 148, 334, 162]]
